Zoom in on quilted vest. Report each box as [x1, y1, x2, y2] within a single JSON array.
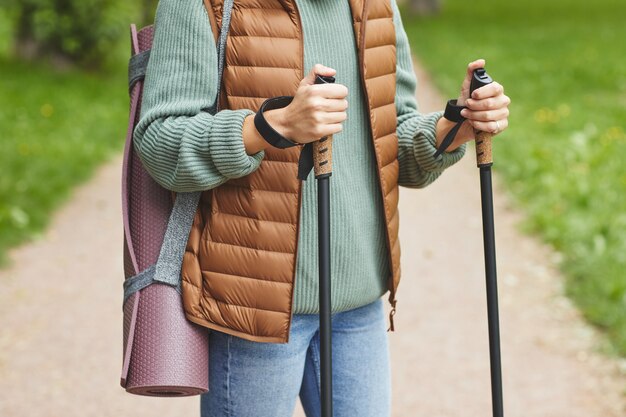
[[181, 0, 401, 343]]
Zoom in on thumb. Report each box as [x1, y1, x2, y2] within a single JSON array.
[[458, 58, 486, 105], [301, 63, 336, 86]]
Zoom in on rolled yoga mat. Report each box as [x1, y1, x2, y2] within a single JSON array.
[[119, 23, 209, 397]]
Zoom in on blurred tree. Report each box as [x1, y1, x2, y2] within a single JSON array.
[[13, 2, 39, 61], [6, 0, 132, 70], [409, 0, 441, 15]]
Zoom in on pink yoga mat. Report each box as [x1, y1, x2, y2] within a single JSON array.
[[120, 23, 209, 397]]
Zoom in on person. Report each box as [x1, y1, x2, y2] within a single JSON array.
[[133, 0, 511, 416]]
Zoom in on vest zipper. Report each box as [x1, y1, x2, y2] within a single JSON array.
[[285, 0, 306, 343]]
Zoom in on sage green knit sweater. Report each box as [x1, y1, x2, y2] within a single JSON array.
[[133, 0, 467, 314]]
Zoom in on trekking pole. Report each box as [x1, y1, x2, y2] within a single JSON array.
[[470, 68, 505, 417], [314, 73, 335, 417]]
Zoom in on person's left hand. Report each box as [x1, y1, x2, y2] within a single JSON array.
[[456, 58, 511, 140]]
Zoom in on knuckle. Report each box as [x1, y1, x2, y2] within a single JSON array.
[[310, 98, 323, 111], [301, 84, 312, 96], [311, 125, 322, 137], [308, 85, 321, 97], [312, 111, 323, 123]]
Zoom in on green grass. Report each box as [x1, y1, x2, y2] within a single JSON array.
[[400, 0, 626, 355], [0, 10, 139, 267]]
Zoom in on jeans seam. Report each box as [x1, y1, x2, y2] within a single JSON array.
[[226, 335, 232, 417], [310, 332, 323, 401]]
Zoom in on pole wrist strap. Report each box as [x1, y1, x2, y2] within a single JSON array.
[[254, 96, 299, 149], [433, 99, 467, 158]]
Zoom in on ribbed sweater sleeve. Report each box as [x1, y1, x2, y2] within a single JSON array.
[[391, 0, 467, 188], [132, 0, 265, 192]]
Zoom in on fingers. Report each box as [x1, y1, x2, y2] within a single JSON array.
[[301, 63, 337, 86], [458, 62, 511, 136], [470, 81, 504, 100], [465, 94, 510, 111], [307, 83, 349, 99], [465, 58, 486, 78], [312, 99, 347, 125], [317, 110, 348, 124], [461, 95, 511, 113], [468, 118, 509, 134], [317, 97, 349, 112], [458, 58, 486, 105], [461, 106, 509, 122], [318, 123, 344, 137]]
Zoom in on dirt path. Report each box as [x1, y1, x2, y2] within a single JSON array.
[[1, 59, 624, 417]]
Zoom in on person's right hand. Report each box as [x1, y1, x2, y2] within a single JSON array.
[[268, 64, 349, 145]]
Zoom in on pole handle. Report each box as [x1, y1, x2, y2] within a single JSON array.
[[313, 74, 335, 178], [475, 130, 493, 166], [470, 68, 494, 168], [313, 136, 333, 177]]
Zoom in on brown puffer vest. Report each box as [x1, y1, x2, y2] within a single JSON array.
[[181, 0, 400, 343]]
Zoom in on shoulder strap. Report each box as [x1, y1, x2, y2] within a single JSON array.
[[203, 0, 220, 42], [206, 0, 234, 114]]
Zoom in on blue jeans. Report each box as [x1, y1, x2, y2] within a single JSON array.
[[200, 297, 391, 417]]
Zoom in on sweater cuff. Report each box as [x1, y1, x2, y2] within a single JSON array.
[[400, 110, 467, 173], [208, 108, 265, 178]]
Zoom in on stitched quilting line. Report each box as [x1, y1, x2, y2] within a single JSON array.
[[215, 210, 296, 226], [226, 63, 300, 70], [206, 238, 294, 255], [204, 293, 290, 315], [225, 93, 296, 99], [224, 184, 300, 195], [200, 269, 292, 287]]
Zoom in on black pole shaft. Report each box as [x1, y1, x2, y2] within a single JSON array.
[[318, 176, 333, 417], [479, 165, 504, 417]]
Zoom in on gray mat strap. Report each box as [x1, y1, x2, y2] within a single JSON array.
[[128, 49, 151, 94], [123, 264, 182, 304], [152, 191, 201, 286]]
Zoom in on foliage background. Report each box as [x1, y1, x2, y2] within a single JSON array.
[[0, 3, 145, 267], [400, 0, 626, 355], [3, 0, 138, 68]]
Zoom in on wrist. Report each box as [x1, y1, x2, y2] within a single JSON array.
[[243, 114, 270, 155], [436, 117, 459, 152], [264, 106, 292, 140], [253, 97, 300, 149], [435, 117, 473, 152]]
